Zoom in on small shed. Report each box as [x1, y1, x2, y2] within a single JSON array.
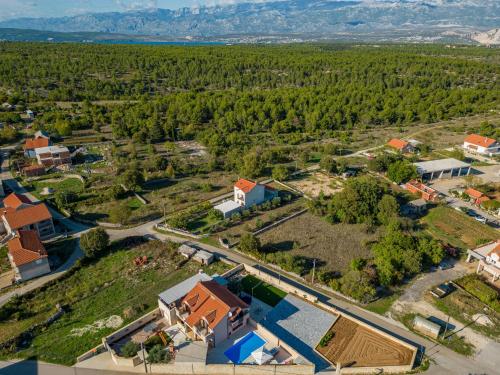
[[193, 250, 214, 265], [214, 200, 241, 219], [413, 316, 441, 339], [178, 244, 197, 259]]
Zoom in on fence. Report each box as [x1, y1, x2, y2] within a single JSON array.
[[252, 209, 308, 236]]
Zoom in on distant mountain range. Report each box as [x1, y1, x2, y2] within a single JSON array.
[[0, 0, 499, 43]]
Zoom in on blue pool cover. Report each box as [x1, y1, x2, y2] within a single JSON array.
[[224, 332, 266, 364]]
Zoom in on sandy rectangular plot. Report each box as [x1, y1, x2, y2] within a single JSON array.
[[288, 172, 343, 198], [316, 316, 415, 368]]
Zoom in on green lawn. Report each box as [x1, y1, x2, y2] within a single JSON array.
[[421, 206, 499, 251], [187, 214, 221, 234], [241, 275, 287, 307], [31, 177, 84, 197], [364, 291, 401, 315], [0, 239, 229, 365]]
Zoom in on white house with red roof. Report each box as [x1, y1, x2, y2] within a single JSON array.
[[0, 193, 55, 239], [387, 138, 415, 153], [214, 179, 278, 218], [467, 240, 500, 282], [463, 134, 499, 156], [234, 179, 267, 208], [158, 272, 250, 346], [7, 229, 50, 282]]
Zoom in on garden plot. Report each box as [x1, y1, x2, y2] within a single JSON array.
[[288, 172, 343, 198], [258, 213, 377, 274], [316, 316, 415, 368]]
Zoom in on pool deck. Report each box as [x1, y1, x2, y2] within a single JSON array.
[[206, 326, 292, 365]]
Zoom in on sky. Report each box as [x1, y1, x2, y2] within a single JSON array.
[[0, 0, 271, 21]]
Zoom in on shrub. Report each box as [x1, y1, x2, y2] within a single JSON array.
[[121, 341, 140, 358], [319, 332, 334, 347], [148, 345, 171, 363], [144, 335, 165, 351]]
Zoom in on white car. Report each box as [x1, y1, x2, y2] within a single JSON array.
[[474, 216, 487, 224]]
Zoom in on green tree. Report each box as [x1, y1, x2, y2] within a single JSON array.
[[80, 228, 110, 259], [272, 165, 289, 181], [239, 233, 261, 256], [377, 194, 399, 225], [320, 155, 338, 175], [109, 202, 132, 225], [387, 160, 417, 184]]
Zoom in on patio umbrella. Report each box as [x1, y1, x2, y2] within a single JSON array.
[[251, 347, 273, 365]]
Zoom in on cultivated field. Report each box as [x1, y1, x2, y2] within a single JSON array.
[[258, 213, 377, 274], [317, 316, 415, 368], [421, 206, 499, 250], [287, 172, 344, 197]]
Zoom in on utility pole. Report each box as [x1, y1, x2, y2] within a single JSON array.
[[311, 258, 316, 285], [442, 315, 450, 340], [141, 342, 147, 373]]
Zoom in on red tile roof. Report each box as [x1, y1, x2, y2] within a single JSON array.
[[235, 178, 257, 193], [3, 193, 33, 210], [24, 137, 49, 150], [387, 138, 409, 150], [464, 134, 497, 148], [465, 188, 484, 200], [7, 230, 47, 267], [182, 281, 247, 330], [3, 203, 52, 229]]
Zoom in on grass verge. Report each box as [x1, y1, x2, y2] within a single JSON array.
[[241, 275, 286, 307]]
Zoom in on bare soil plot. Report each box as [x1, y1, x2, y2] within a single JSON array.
[[288, 172, 344, 197], [258, 213, 377, 274], [317, 316, 415, 368], [175, 140, 208, 158]]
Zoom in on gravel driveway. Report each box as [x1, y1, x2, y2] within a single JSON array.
[[397, 263, 468, 303]]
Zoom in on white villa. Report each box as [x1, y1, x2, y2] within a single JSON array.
[[214, 178, 278, 219], [467, 240, 500, 282], [463, 134, 500, 157]]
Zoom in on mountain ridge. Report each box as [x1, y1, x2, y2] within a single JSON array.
[[0, 0, 498, 42]]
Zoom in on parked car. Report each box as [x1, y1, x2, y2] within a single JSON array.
[[474, 216, 487, 224], [438, 261, 453, 271]]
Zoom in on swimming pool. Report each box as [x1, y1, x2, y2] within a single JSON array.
[[224, 331, 266, 364]]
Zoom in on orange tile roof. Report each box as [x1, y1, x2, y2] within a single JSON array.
[[182, 281, 247, 330], [235, 178, 257, 193], [7, 230, 47, 267], [464, 134, 497, 148], [465, 188, 484, 199], [23, 137, 49, 150], [477, 196, 491, 204], [3, 193, 33, 210], [3, 203, 52, 230], [387, 138, 409, 150]]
